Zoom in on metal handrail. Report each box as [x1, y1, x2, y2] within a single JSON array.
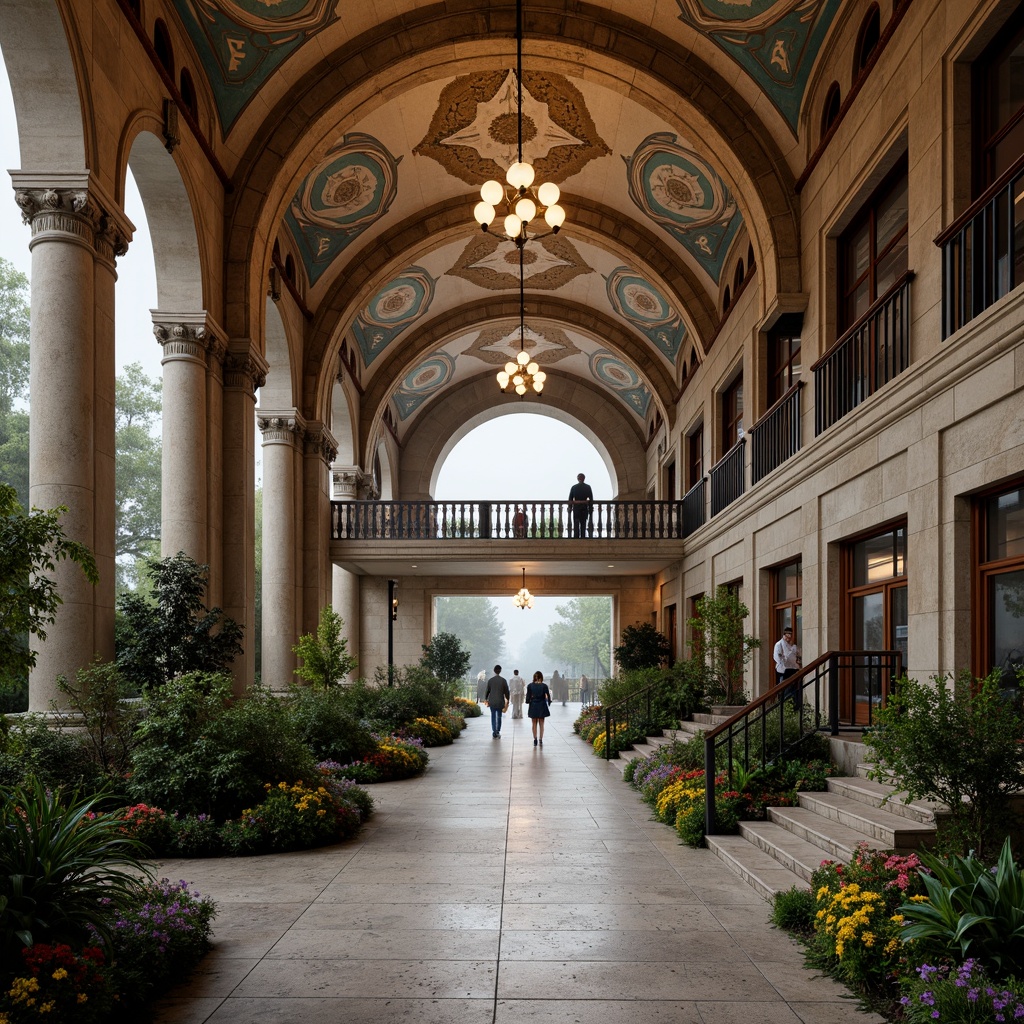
[[702, 649, 902, 835], [603, 682, 659, 760]]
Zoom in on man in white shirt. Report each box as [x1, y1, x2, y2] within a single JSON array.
[[773, 626, 802, 712]]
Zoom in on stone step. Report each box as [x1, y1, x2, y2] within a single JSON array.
[[705, 833, 806, 901], [738, 820, 833, 884], [777, 791, 937, 852], [766, 805, 888, 862], [826, 775, 942, 824]]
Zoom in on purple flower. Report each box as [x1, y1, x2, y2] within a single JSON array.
[[919, 992, 935, 1006]]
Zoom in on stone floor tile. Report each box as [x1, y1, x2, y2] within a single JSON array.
[[494, 998, 705, 1023], [204, 997, 495, 1023], [265, 926, 499, 960], [295, 901, 501, 930]]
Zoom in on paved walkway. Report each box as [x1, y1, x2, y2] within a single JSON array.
[[152, 705, 883, 1023]]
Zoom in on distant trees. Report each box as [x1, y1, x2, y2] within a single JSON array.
[[435, 596, 506, 679], [0, 258, 30, 511], [543, 597, 611, 678]]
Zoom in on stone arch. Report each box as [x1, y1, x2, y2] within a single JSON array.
[[0, 0, 86, 170], [375, 435, 396, 500], [261, 298, 298, 410], [330, 375, 356, 466], [400, 375, 647, 500], [224, 4, 800, 352]]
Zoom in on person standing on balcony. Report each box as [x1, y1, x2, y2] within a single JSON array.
[[484, 665, 510, 738], [568, 473, 593, 538], [527, 671, 551, 746], [773, 627, 802, 712], [513, 505, 527, 538], [510, 669, 525, 718]]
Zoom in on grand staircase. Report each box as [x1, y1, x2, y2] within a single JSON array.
[[614, 712, 942, 902]]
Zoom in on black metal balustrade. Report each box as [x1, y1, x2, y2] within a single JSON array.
[[702, 649, 902, 836], [709, 439, 745, 517], [939, 154, 1024, 339], [681, 478, 706, 537], [813, 272, 913, 435], [750, 382, 803, 484], [331, 499, 685, 541]]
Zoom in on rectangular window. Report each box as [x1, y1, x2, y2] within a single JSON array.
[[768, 331, 802, 406], [687, 424, 704, 489], [975, 10, 1024, 190], [771, 560, 803, 686], [665, 461, 676, 501], [722, 375, 744, 450]]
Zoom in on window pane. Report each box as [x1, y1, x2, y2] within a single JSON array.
[[847, 279, 871, 324], [987, 489, 1024, 561], [992, 570, 1024, 683], [776, 562, 802, 601], [854, 531, 898, 586], [847, 223, 871, 287], [875, 234, 908, 296], [876, 176, 908, 251]]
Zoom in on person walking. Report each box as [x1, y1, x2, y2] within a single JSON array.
[[567, 473, 594, 538], [510, 669, 525, 719], [579, 673, 590, 707], [526, 670, 551, 747], [773, 626, 802, 712], [476, 670, 487, 703], [484, 665, 510, 738]]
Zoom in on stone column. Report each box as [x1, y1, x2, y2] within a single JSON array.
[[14, 175, 130, 710], [303, 423, 338, 640], [331, 467, 361, 678], [259, 411, 304, 692], [154, 315, 212, 565]]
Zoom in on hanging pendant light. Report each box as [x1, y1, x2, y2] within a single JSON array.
[[513, 566, 534, 609], [496, 244, 546, 396]]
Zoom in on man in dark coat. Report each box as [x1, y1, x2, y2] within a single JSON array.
[[568, 473, 594, 538], [484, 665, 510, 738]]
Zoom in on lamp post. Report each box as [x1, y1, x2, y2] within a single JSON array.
[[387, 578, 398, 686]]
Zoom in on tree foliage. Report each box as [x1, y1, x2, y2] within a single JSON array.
[[115, 552, 243, 689], [0, 483, 98, 687], [292, 606, 356, 688], [543, 597, 612, 677], [435, 596, 506, 679], [114, 363, 162, 592], [0, 258, 30, 511], [614, 621, 671, 670], [685, 587, 759, 705], [420, 630, 471, 686]]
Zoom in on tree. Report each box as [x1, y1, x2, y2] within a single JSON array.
[[0, 482, 98, 686], [543, 597, 612, 678], [0, 258, 30, 511], [435, 596, 506, 679], [686, 586, 760, 705], [292, 606, 356, 688], [420, 630, 471, 686], [114, 362, 162, 592], [614, 621, 671, 670], [115, 552, 244, 689]]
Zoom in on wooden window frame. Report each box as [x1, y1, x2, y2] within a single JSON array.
[[973, 6, 1024, 194], [721, 375, 744, 454]]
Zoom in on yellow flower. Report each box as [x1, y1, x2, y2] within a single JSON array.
[[77, 994, 89, 1004], [908, 894, 929, 903], [50, 969, 68, 982], [39, 1000, 55, 1013]]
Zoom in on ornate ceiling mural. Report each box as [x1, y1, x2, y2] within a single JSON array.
[[391, 353, 457, 421], [674, 0, 843, 132], [465, 321, 581, 367], [351, 267, 436, 369], [624, 132, 742, 284], [414, 70, 610, 185], [170, 0, 339, 131], [284, 133, 401, 287], [589, 351, 651, 419], [605, 267, 687, 366], [448, 233, 592, 291]]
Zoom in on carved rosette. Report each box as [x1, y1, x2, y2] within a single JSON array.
[[257, 413, 305, 446], [153, 322, 210, 363], [304, 423, 338, 466]]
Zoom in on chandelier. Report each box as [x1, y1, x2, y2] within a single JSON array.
[[496, 246, 546, 395], [513, 566, 534, 610], [472, 0, 566, 247]]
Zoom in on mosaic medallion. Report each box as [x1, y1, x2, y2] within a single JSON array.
[[415, 71, 610, 186], [624, 132, 742, 284], [448, 232, 591, 291], [466, 322, 580, 367], [284, 133, 401, 287], [674, 0, 843, 132], [590, 350, 651, 419], [605, 267, 687, 365], [391, 353, 457, 421], [351, 267, 436, 369], [171, 0, 338, 130]]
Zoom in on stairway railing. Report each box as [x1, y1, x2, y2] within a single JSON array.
[[603, 683, 660, 760], [703, 649, 902, 835]]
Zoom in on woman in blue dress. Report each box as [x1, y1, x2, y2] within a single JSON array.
[[526, 670, 551, 747]]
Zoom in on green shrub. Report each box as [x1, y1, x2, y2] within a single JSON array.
[[168, 814, 221, 858], [653, 660, 710, 722], [0, 714, 99, 792], [341, 666, 457, 730], [288, 683, 375, 764], [771, 886, 815, 932], [452, 696, 481, 718], [597, 667, 660, 710], [899, 961, 1024, 1022], [866, 671, 1024, 858], [292, 606, 356, 688], [403, 715, 454, 746], [116, 802, 173, 854]]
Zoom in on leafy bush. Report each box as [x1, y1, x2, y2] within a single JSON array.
[[2, 943, 113, 1023], [168, 814, 221, 858], [0, 780, 150, 957], [899, 960, 1024, 1022], [0, 715, 99, 792], [288, 684, 375, 764], [614, 622, 670, 670], [686, 587, 759, 705], [420, 631, 471, 686], [341, 666, 458, 730], [241, 781, 343, 852], [897, 838, 1024, 979], [772, 886, 816, 932], [596, 667, 660, 711], [866, 671, 1024, 858], [452, 696, 481, 718], [401, 716, 454, 746], [292, 606, 356, 688], [116, 803, 173, 854], [653, 660, 710, 723]]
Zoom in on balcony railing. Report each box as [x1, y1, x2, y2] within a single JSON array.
[[750, 382, 803, 484], [938, 152, 1024, 339], [813, 271, 913, 435], [709, 439, 745, 517], [330, 499, 686, 541], [681, 478, 706, 537]]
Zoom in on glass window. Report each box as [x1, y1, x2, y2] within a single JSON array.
[[722, 376, 743, 449], [853, 526, 906, 586], [977, 13, 1024, 188], [986, 488, 1024, 561], [687, 424, 703, 489], [977, 483, 1024, 680], [768, 330, 802, 405]]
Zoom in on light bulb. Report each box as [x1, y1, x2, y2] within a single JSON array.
[[504, 213, 522, 238], [506, 161, 535, 189], [497, 371, 509, 388], [533, 371, 546, 383], [504, 361, 517, 375], [517, 349, 530, 365], [480, 179, 503, 205], [474, 201, 495, 227], [533, 380, 544, 393], [513, 374, 524, 386], [544, 204, 565, 229], [515, 197, 537, 222], [538, 181, 560, 207], [526, 361, 539, 375], [515, 383, 527, 395]]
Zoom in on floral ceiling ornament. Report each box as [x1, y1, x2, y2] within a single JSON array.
[[465, 321, 580, 367], [589, 350, 652, 419], [390, 353, 457, 421], [605, 267, 688, 366], [448, 232, 591, 292], [350, 267, 436, 369]]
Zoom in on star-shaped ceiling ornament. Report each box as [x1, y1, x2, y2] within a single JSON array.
[[448, 232, 592, 291]]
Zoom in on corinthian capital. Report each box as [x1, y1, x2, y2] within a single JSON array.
[[224, 348, 269, 394], [257, 410, 305, 445], [305, 423, 338, 466], [153, 321, 209, 362], [15, 186, 98, 244]]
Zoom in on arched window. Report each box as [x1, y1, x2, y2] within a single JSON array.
[[733, 258, 745, 293], [722, 285, 731, 311], [153, 19, 174, 77], [855, 5, 881, 76], [747, 243, 755, 273], [285, 254, 296, 283], [179, 68, 197, 119], [821, 82, 841, 139]]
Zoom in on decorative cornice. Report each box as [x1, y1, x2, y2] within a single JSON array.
[[304, 422, 338, 466], [224, 349, 269, 393], [257, 411, 306, 445]]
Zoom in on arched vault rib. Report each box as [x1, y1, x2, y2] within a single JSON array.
[[355, 294, 677, 464], [398, 374, 649, 501], [223, 2, 798, 350]]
